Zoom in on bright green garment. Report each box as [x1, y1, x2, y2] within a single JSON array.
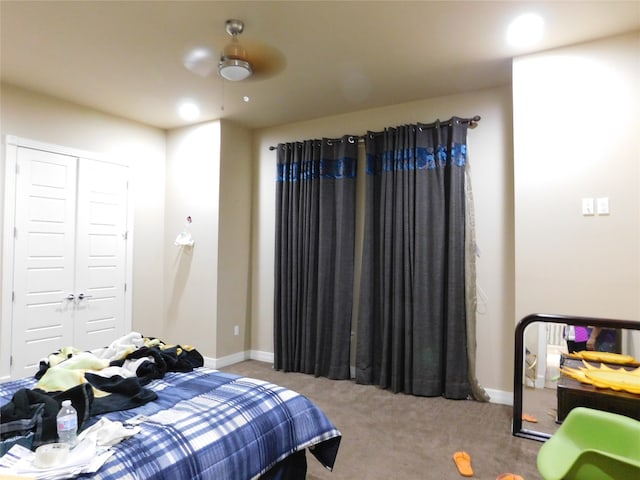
[[36, 351, 110, 392]]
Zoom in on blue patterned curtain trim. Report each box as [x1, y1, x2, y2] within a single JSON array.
[[277, 156, 357, 182], [366, 143, 466, 175]]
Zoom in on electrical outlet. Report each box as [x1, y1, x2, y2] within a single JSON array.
[[234, 325, 240, 336]]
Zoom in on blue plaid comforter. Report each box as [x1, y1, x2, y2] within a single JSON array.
[[0, 367, 341, 479]]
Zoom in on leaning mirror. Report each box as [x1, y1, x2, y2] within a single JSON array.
[[513, 313, 640, 442]]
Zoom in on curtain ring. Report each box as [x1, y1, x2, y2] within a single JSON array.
[[348, 136, 355, 144], [327, 139, 333, 146]]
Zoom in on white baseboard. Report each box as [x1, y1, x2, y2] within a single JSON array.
[[248, 350, 274, 364], [203, 351, 248, 369], [203, 350, 274, 369], [485, 388, 513, 406]]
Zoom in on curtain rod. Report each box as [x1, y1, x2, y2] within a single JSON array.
[[268, 115, 481, 151]]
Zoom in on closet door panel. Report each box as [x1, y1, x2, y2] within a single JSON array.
[[11, 148, 77, 376], [74, 159, 128, 351]]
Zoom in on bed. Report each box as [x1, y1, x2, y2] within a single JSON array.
[[0, 340, 341, 479]]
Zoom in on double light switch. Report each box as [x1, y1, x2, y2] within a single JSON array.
[[582, 197, 609, 216]]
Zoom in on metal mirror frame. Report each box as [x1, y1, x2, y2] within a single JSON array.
[[513, 313, 640, 442]]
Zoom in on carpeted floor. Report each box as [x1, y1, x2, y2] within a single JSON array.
[[522, 386, 561, 437], [220, 360, 543, 480]]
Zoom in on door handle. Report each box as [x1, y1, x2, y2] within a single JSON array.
[[65, 294, 75, 301], [78, 293, 93, 300]]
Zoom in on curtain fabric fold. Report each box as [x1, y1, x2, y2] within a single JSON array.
[[274, 137, 358, 379], [355, 118, 481, 399]]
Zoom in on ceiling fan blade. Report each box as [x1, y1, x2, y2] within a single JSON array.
[[182, 25, 287, 81], [244, 40, 286, 80], [182, 47, 217, 77]]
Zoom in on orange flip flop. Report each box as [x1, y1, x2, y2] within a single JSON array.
[[522, 413, 538, 423], [453, 451, 473, 477], [496, 474, 524, 480]]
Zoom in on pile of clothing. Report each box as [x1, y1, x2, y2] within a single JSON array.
[[0, 333, 204, 450]]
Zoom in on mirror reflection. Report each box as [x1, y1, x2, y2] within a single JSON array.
[[514, 314, 640, 441]]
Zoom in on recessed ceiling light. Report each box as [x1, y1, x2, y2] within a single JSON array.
[[507, 13, 544, 47], [178, 101, 200, 121], [243, 96, 250, 103]]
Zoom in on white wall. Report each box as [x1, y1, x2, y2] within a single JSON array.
[[0, 83, 167, 371], [251, 85, 515, 393], [513, 32, 640, 322]]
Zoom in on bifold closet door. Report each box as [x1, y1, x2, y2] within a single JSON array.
[[74, 159, 128, 352], [10, 148, 128, 377], [11, 148, 78, 377]]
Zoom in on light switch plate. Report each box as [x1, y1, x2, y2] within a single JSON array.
[[582, 198, 594, 216], [596, 197, 609, 215]]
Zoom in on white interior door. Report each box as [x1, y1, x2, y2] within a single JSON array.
[[8, 144, 130, 377], [11, 147, 78, 377], [74, 159, 128, 351]]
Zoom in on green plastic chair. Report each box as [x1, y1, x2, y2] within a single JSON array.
[[537, 407, 640, 480]]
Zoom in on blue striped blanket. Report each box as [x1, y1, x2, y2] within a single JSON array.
[[0, 367, 341, 479]]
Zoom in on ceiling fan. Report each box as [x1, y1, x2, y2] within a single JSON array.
[[183, 19, 285, 82]]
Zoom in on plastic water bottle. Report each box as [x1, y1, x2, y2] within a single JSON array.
[[56, 400, 78, 447]]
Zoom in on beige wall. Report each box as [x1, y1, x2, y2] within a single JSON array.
[[164, 119, 252, 361], [217, 121, 252, 358], [0, 83, 254, 369], [2, 30, 636, 397], [513, 32, 640, 322], [251, 85, 515, 394], [0, 83, 167, 362], [164, 122, 221, 356]]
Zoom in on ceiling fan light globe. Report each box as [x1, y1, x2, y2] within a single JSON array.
[[218, 59, 253, 81]]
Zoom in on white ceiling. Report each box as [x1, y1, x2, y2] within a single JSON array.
[[2, 1, 638, 130]]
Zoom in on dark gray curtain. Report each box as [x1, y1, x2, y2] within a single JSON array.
[[274, 136, 358, 379], [355, 118, 472, 399]]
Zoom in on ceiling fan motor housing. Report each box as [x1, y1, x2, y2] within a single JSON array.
[[225, 19, 245, 36], [219, 19, 252, 81]]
